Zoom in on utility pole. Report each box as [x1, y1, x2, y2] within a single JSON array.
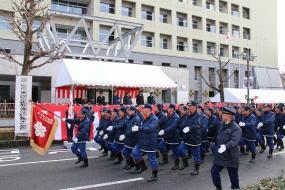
[[241, 49, 256, 105]]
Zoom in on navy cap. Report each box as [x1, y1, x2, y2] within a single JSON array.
[[168, 104, 176, 110], [222, 106, 236, 115], [156, 104, 163, 111], [112, 108, 119, 113], [264, 104, 272, 108], [205, 107, 214, 113], [128, 106, 137, 111], [100, 107, 108, 112], [144, 103, 152, 110], [179, 105, 188, 111], [187, 101, 198, 107], [242, 105, 250, 111], [119, 107, 127, 113], [80, 109, 88, 115]]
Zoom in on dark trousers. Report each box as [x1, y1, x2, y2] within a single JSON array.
[[66, 126, 74, 141], [211, 164, 239, 189]]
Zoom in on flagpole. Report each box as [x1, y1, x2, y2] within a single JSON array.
[[29, 100, 62, 119]]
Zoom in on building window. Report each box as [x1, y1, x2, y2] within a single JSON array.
[[160, 14, 167, 23], [160, 38, 168, 49], [243, 7, 250, 19], [206, 19, 216, 33], [219, 0, 228, 13], [143, 61, 153, 65], [219, 22, 228, 35], [179, 64, 187, 68], [0, 16, 11, 32], [209, 67, 216, 85], [141, 5, 154, 21], [192, 0, 202, 6], [160, 9, 171, 24], [194, 66, 201, 80], [232, 46, 240, 58], [192, 16, 202, 30], [207, 42, 216, 55], [162, 63, 171, 67], [121, 6, 132, 17], [99, 26, 114, 42], [231, 4, 240, 17], [51, 0, 88, 15], [177, 12, 188, 27], [128, 59, 134, 63], [192, 39, 202, 54], [220, 44, 229, 57], [141, 35, 153, 47], [194, 91, 200, 103], [100, 2, 115, 14], [234, 70, 239, 88], [243, 27, 251, 40], [206, 0, 216, 11], [209, 91, 215, 97], [232, 25, 240, 38], [177, 37, 188, 52]]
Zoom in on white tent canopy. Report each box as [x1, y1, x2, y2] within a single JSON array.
[[55, 59, 177, 89], [211, 88, 285, 103]]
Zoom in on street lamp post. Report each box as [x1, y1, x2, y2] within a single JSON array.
[[241, 49, 256, 105]]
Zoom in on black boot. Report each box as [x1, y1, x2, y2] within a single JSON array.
[[267, 149, 273, 158], [75, 153, 82, 164], [200, 153, 205, 164], [156, 151, 160, 159], [123, 158, 130, 170], [138, 160, 147, 173], [147, 170, 158, 182], [80, 158, 88, 168], [108, 152, 116, 161], [249, 153, 256, 163], [159, 153, 168, 165], [190, 162, 200, 175], [279, 141, 284, 151], [215, 188, 222, 190], [131, 162, 140, 174], [180, 158, 189, 170], [259, 144, 266, 153], [126, 158, 135, 170], [113, 153, 123, 165], [240, 146, 245, 156], [171, 159, 180, 170]]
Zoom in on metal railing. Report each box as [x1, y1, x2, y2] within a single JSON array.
[[0, 101, 15, 119]]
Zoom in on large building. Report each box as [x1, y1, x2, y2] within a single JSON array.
[[0, 0, 282, 104]]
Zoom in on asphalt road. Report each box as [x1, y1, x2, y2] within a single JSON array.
[[0, 145, 285, 190]]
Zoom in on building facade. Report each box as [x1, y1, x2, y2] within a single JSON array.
[[0, 0, 282, 103]]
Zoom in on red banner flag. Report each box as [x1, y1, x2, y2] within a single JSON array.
[[30, 105, 58, 155]]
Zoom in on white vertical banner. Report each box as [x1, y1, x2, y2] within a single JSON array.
[[15, 75, 32, 136]]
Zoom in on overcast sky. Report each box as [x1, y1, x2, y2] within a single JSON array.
[[278, 0, 285, 73]]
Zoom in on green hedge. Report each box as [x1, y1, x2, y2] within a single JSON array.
[[243, 176, 285, 190]]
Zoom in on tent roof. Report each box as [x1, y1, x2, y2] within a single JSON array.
[[55, 59, 177, 89], [211, 88, 285, 103]]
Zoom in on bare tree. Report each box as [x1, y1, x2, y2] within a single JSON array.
[[200, 52, 236, 102], [0, 0, 64, 75]]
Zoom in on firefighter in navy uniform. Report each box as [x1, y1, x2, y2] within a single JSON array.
[[257, 104, 275, 158], [155, 104, 167, 164], [211, 106, 242, 190], [122, 106, 141, 170], [158, 104, 180, 170], [274, 104, 285, 151], [131, 104, 159, 182], [178, 101, 202, 175], [63, 109, 90, 168], [238, 106, 257, 163], [110, 107, 129, 165]]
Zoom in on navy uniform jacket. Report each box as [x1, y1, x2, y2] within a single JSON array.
[[106, 115, 120, 143], [177, 113, 189, 140], [147, 96, 156, 105], [255, 115, 263, 135], [114, 115, 129, 144], [66, 117, 90, 142], [240, 114, 257, 140], [275, 113, 284, 132], [137, 113, 159, 152], [260, 111, 275, 137], [163, 112, 180, 144], [156, 111, 167, 140], [136, 95, 145, 105], [200, 113, 209, 142], [235, 112, 242, 124], [182, 112, 202, 146], [207, 114, 221, 142], [214, 121, 242, 168], [124, 114, 141, 148]]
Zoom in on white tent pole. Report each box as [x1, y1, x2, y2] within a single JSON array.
[[70, 85, 74, 105], [111, 86, 114, 105]]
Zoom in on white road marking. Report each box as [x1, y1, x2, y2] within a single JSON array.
[[272, 150, 285, 155], [48, 148, 98, 155], [0, 149, 20, 155], [58, 178, 145, 190], [0, 156, 99, 167]]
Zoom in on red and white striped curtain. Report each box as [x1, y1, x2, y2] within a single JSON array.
[[116, 87, 139, 99], [56, 86, 87, 99]]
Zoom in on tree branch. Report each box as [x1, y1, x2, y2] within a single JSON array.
[[199, 71, 220, 92]]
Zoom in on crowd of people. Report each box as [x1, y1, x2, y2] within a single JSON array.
[[62, 101, 285, 190]]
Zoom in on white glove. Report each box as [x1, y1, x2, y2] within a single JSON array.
[[257, 122, 263, 129], [99, 131, 104, 136], [119, 135, 125, 141], [132, 126, 139, 132], [107, 126, 113, 131], [239, 122, 246, 127], [218, 145, 226, 153], [283, 125, 285, 130], [103, 134, 108, 140], [183, 127, 190, 133], [73, 137, 78, 143], [159, 130, 165, 136]]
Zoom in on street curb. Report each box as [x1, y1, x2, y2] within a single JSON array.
[[0, 140, 63, 149]]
